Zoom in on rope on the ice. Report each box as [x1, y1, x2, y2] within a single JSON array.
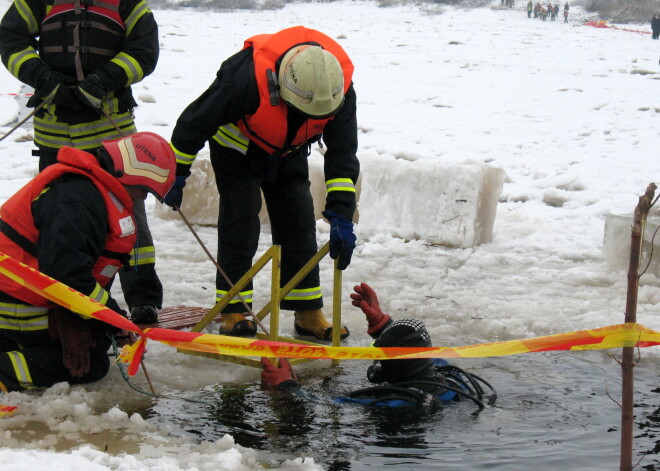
[[109, 333, 266, 437], [109, 333, 211, 405]]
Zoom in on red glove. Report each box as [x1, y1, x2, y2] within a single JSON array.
[[350, 283, 392, 337], [260, 357, 295, 387], [48, 307, 96, 378]]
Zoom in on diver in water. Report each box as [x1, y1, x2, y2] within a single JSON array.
[[261, 283, 496, 412]]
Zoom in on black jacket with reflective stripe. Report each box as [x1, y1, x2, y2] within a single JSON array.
[[0, 0, 158, 119]]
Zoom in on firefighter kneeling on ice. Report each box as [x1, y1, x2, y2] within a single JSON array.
[[261, 284, 497, 412], [0, 132, 175, 392]]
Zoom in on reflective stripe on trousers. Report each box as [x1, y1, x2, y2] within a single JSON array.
[[0, 302, 49, 332]]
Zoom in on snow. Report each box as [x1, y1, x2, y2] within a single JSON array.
[[349, 154, 505, 246], [155, 152, 505, 246], [0, 0, 659, 469]]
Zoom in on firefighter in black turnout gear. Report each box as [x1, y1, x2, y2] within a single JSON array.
[[0, 0, 164, 324], [167, 26, 359, 340], [0, 132, 175, 392]]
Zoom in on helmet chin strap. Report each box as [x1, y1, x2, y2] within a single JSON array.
[[95, 147, 116, 174]]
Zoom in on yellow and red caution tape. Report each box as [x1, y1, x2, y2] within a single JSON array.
[[0, 250, 659, 379], [583, 20, 651, 34], [0, 379, 16, 416], [143, 322, 660, 362], [0, 404, 17, 417]]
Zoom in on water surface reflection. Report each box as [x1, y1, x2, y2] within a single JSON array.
[[147, 351, 659, 470]]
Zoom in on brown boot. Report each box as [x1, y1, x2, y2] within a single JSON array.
[[219, 313, 257, 337], [294, 309, 349, 340]]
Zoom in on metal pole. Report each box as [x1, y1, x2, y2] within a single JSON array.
[[126, 332, 157, 395], [331, 258, 342, 367], [174, 206, 268, 334], [620, 182, 656, 471], [0, 99, 49, 143]]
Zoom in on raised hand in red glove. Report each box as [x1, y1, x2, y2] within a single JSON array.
[[260, 357, 296, 388], [350, 283, 392, 338]]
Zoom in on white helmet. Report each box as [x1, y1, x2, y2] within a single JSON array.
[[278, 45, 345, 118]]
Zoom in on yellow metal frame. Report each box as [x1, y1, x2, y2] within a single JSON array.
[[178, 242, 343, 367]]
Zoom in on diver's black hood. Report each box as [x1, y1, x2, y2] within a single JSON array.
[[373, 319, 437, 384]]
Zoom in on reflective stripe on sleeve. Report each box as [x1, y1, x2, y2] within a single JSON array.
[[7, 47, 40, 78], [89, 283, 110, 305], [13, 0, 38, 34], [124, 0, 150, 36], [171, 143, 196, 166], [110, 52, 144, 86], [212, 124, 248, 154], [129, 246, 155, 266], [326, 178, 356, 193]]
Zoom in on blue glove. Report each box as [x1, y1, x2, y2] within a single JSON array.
[[163, 175, 188, 208], [323, 210, 356, 270]]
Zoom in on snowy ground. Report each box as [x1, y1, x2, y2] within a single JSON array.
[[0, 1, 659, 469]]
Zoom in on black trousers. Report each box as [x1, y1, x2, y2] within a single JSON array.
[[209, 140, 323, 313], [0, 328, 111, 391], [38, 146, 163, 309]]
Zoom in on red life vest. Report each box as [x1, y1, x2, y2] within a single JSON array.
[[39, 0, 125, 80], [0, 147, 136, 307], [237, 26, 354, 155]]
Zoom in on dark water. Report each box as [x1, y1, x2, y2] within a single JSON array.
[[145, 351, 659, 470]]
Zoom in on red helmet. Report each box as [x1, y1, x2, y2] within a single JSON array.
[[101, 132, 176, 201]]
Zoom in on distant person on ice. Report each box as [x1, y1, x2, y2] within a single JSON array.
[[261, 283, 497, 411], [527, 0, 533, 18], [0, 133, 175, 392], [652, 14, 659, 39], [166, 26, 359, 341]]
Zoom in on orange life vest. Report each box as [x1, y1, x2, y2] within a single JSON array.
[[0, 147, 136, 307], [237, 26, 354, 155]]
